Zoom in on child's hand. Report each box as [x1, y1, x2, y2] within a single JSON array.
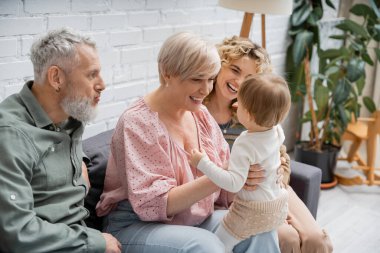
[[189, 149, 205, 168]]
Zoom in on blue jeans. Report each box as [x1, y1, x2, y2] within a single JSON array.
[[103, 200, 280, 253]]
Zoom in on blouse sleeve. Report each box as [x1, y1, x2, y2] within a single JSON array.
[[111, 111, 177, 222]]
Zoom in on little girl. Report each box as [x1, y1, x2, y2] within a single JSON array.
[[190, 73, 291, 253]]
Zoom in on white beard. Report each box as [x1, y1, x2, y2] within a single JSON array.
[[61, 95, 97, 123]]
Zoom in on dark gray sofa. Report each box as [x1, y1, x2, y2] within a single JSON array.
[[83, 129, 322, 231]]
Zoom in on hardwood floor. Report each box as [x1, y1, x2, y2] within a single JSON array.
[[317, 184, 380, 253]]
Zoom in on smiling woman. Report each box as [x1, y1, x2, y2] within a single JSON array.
[[96, 32, 282, 253], [204, 35, 333, 253], [204, 36, 271, 129]]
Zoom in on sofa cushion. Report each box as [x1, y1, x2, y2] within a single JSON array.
[[83, 129, 114, 230]]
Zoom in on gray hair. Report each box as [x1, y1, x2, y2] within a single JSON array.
[[30, 27, 96, 84], [158, 32, 221, 85]]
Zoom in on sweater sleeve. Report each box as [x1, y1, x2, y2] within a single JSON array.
[[197, 136, 254, 193]]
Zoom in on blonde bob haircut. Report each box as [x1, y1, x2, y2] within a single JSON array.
[[238, 73, 291, 128], [158, 32, 221, 85]]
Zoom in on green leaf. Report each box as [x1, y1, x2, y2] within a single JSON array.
[[336, 19, 369, 38], [325, 66, 340, 77], [347, 58, 365, 82], [286, 46, 300, 102], [319, 50, 327, 73], [312, 26, 320, 46], [362, 52, 374, 65], [350, 4, 373, 18], [288, 28, 303, 36], [325, 0, 335, 9], [375, 48, 380, 62], [294, 0, 304, 9], [319, 48, 343, 59], [307, 7, 323, 25], [327, 70, 341, 90], [350, 40, 364, 51], [355, 76, 365, 95], [333, 79, 351, 105], [301, 110, 312, 123], [363, 96, 377, 113], [373, 24, 380, 41], [338, 104, 349, 127], [307, 12, 319, 26], [346, 98, 360, 114], [329, 34, 346, 40], [314, 82, 329, 112], [369, 0, 380, 18], [293, 31, 314, 65], [292, 3, 313, 27]]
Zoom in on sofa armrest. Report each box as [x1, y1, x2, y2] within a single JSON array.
[[82, 129, 114, 231], [289, 160, 321, 219]]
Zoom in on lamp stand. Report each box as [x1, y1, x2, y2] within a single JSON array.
[[239, 12, 266, 49], [261, 14, 266, 49], [239, 13, 254, 38]]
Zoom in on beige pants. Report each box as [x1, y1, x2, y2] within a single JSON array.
[[277, 187, 333, 253]]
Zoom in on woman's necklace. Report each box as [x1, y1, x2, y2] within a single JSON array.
[[219, 120, 232, 134]]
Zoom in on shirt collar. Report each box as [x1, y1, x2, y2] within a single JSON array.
[[19, 81, 55, 129], [20, 81, 84, 133]]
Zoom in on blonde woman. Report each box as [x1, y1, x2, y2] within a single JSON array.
[[96, 32, 281, 253], [204, 36, 333, 253]]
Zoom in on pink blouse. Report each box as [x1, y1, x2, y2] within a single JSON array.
[[96, 97, 231, 226]]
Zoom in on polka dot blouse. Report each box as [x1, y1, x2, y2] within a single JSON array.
[[96, 97, 231, 226]]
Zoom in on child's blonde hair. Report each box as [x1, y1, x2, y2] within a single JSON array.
[[238, 73, 291, 128]]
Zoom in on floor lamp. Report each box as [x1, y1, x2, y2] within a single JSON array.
[[218, 0, 293, 48]]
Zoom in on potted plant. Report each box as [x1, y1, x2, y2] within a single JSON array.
[[287, 0, 379, 187]]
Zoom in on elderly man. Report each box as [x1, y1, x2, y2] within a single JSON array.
[[0, 28, 121, 253]]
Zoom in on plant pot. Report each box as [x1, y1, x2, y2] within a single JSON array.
[[294, 142, 340, 184]]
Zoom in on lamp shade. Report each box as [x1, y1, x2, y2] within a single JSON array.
[[219, 0, 293, 15]]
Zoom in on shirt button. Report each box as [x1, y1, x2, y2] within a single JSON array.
[[73, 179, 77, 185], [56, 127, 61, 132], [10, 194, 16, 200], [50, 147, 55, 152]]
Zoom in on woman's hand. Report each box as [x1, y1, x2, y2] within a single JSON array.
[[279, 145, 291, 186], [189, 149, 205, 168], [243, 164, 265, 191], [277, 157, 285, 188]]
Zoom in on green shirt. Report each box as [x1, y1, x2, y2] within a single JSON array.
[[0, 81, 106, 253]]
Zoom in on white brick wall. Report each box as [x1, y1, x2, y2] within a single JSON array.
[[0, 17, 45, 36], [25, 0, 70, 14], [0, 38, 17, 58], [0, 0, 292, 139], [48, 15, 89, 30], [0, 0, 21, 15]]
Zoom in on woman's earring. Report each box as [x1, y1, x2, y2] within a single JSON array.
[[55, 86, 61, 93]]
